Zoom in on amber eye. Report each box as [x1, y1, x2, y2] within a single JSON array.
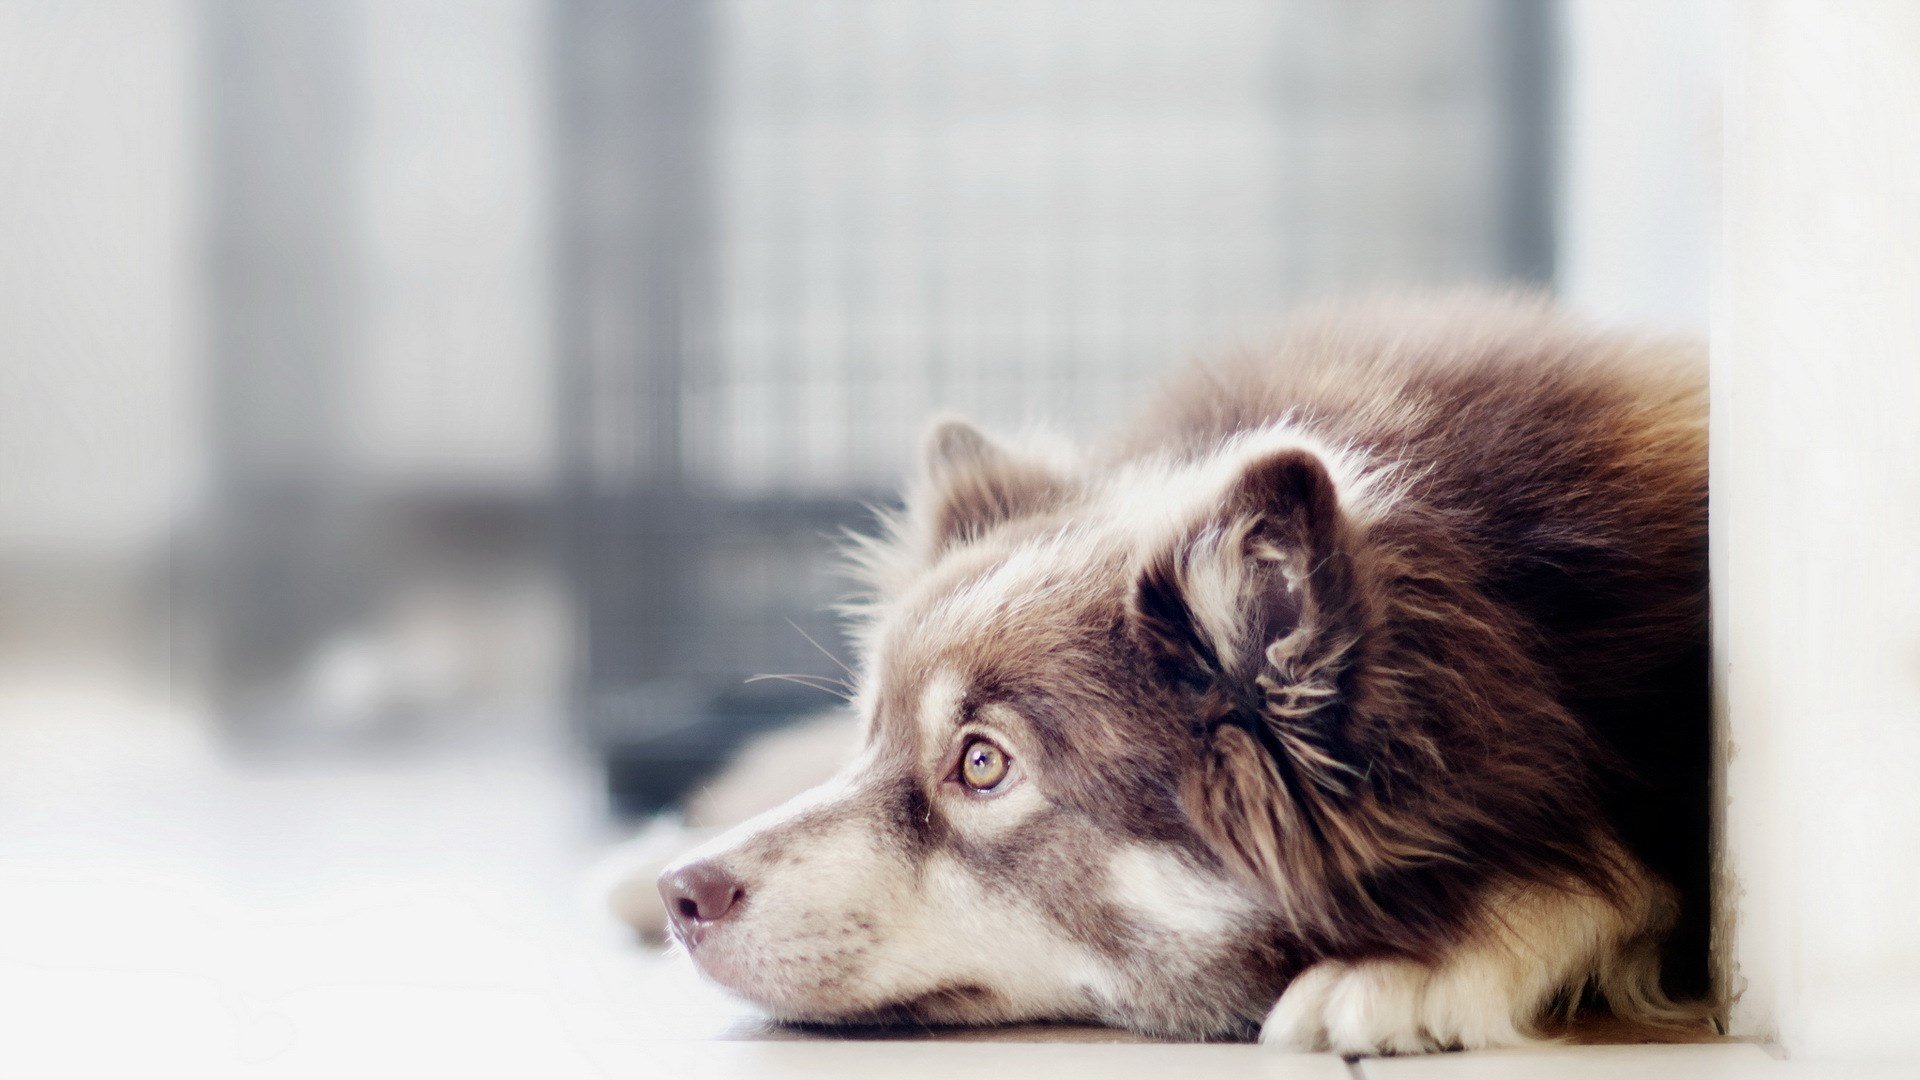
[[959, 737, 1011, 792]]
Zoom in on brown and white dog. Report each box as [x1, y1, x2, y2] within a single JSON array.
[[641, 294, 1709, 1052]]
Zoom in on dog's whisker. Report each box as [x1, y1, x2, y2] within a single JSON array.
[[743, 673, 855, 702], [785, 618, 860, 686]]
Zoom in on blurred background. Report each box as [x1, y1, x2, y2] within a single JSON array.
[[0, 1, 1720, 1073]]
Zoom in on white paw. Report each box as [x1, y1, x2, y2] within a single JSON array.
[[1259, 962, 1341, 1050], [1420, 957, 1530, 1050], [1263, 959, 1436, 1055], [1260, 957, 1536, 1055]]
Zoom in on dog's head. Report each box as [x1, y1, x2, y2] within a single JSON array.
[[658, 417, 1419, 1039]]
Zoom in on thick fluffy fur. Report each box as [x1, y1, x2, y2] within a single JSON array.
[[653, 293, 1708, 1051]]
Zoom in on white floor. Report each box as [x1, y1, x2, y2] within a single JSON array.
[[0, 670, 1894, 1079]]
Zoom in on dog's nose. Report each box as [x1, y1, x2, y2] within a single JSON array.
[[659, 860, 745, 936]]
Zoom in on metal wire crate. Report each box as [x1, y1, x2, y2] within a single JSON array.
[[552, 0, 1552, 813]]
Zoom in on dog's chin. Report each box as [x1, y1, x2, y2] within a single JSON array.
[[674, 934, 780, 1007], [775, 984, 1025, 1032], [679, 932, 1031, 1030], [677, 933, 863, 1020]]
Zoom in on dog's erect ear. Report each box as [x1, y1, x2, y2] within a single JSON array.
[[1131, 447, 1353, 682], [913, 418, 1076, 554], [1131, 446, 1366, 790], [842, 419, 1078, 610], [1134, 446, 1370, 925]]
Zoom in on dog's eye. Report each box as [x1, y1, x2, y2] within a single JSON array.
[[959, 737, 1010, 792]]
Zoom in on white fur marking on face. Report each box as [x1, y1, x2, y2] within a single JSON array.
[[948, 771, 1047, 840], [917, 669, 966, 750], [669, 756, 870, 869], [1106, 846, 1250, 943], [924, 536, 1082, 633], [900, 852, 1123, 1014], [672, 757, 1124, 1026]]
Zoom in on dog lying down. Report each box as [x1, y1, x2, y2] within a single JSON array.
[[602, 294, 1710, 1054]]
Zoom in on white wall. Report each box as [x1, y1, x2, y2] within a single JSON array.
[[351, 0, 555, 493], [704, 0, 1542, 494], [0, 2, 557, 568], [1715, 0, 1920, 1061], [1556, 0, 1717, 331], [0, 1, 199, 561]]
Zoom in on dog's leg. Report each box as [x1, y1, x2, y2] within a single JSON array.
[[1260, 870, 1674, 1055]]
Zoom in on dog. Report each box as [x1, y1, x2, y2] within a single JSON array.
[[635, 293, 1709, 1053]]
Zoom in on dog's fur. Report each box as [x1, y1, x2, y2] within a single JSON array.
[[651, 294, 1709, 1052]]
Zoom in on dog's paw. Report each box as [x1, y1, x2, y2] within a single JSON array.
[[1261, 959, 1438, 1055], [1260, 957, 1538, 1055]]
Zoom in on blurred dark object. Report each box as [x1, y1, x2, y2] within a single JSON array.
[[200, 1, 370, 747], [551, 1, 1557, 813], [599, 677, 838, 817], [552, 2, 866, 812]]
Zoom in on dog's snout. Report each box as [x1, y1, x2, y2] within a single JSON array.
[[660, 860, 745, 937]]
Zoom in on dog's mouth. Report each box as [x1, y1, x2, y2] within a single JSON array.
[[671, 929, 768, 1005], [672, 922, 845, 1014], [670, 919, 745, 979], [673, 917, 1022, 1027]]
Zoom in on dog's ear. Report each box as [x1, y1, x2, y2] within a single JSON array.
[[1131, 447, 1353, 680], [1131, 446, 1370, 920], [1130, 446, 1367, 791], [843, 419, 1078, 611], [912, 418, 1076, 554]]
